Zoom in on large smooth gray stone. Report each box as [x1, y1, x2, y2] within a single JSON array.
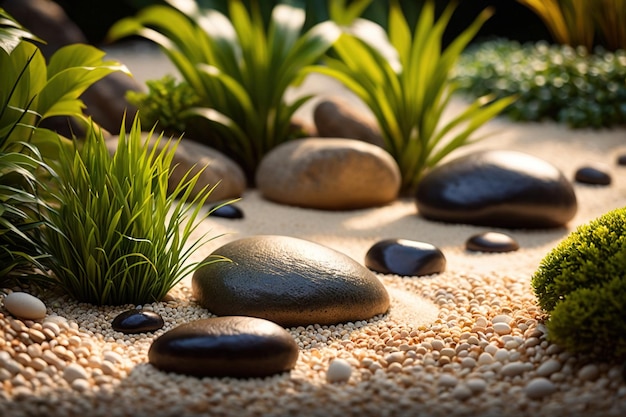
[[192, 235, 390, 327], [415, 150, 577, 228]]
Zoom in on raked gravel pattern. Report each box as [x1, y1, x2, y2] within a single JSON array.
[[1, 265, 625, 417]]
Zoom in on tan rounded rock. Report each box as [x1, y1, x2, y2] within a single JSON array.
[[3, 292, 46, 320], [256, 138, 400, 210]]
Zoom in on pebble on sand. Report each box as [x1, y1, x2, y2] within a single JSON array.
[[2, 292, 47, 320], [525, 377, 557, 399], [326, 358, 352, 383]]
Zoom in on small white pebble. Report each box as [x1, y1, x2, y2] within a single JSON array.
[[536, 359, 562, 377], [3, 292, 47, 320], [478, 352, 494, 365], [71, 378, 91, 392], [578, 364, 600, 381], [326, 359, 352, 383], [452, 384, 472, 401], [493, 322, 511, 335], [525, 377, 557, 399], [492, 315, 512, 324], [63, 363, 89, 384], [466, 378, 487, 393], [438, 373, 458, 388], [500, 361, 528, 377], [385, 352, 404, 364]]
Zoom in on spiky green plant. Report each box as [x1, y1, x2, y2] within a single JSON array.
[[108, 0, 341, 181], [313, 0, 515, 192], [41, 116, 227, 305], [517, 0, 626, 51]]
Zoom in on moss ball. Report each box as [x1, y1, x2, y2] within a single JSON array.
[[531, 207, 626, 359]]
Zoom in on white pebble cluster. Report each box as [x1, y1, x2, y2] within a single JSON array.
[[1, 270, 624, 417]]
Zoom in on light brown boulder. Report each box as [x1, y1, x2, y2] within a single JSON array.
[[256, 137, 400, 210], [107, 134, 246, 202], [314, 97, 385, 148]]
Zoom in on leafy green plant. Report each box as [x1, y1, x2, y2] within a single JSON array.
[[532, 207, 626, 359], [517, 0, 626, 51], [0, 8, 130, 284], [41, 115, 227, 305], [313, 0, 515, 192], [454, 39, 626, 128], [126, 75, 202, 134], [108, 0, 341, 181]]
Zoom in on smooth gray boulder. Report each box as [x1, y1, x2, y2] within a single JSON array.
[[192, 235, 390, 327]]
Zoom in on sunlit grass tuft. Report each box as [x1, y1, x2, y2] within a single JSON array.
[[42, 115, 227, 305]]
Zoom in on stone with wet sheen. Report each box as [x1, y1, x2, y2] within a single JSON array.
[[364, 239, 446, 277], [111, 309, 164, 334], [192, 235, 390, 327], [574, 166, 611, 185], [465, 232, 520, 253], [148, 316, 299, 378], [415, 150, 577, 228], [209, 203, 244, 219]]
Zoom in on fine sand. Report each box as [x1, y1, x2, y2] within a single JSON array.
[[1, 41, 626, 416]]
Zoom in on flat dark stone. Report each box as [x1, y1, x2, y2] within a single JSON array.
[[465, 232, 519, 253], [192, 235, 390, 327], [148, 316, 299, 378], [415, 150, 577, 228], [111, 309, 164, 334], [574, 166, 611, 185], [209, 203, 244, 219], [364, 239, 446, 276]]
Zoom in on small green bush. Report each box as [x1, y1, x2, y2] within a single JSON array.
[[532, 207, 626, 359], [454, 39, 626, 128], [126, 75, 201, 134]]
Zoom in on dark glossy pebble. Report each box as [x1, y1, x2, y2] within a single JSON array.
[[465, 232, 519, 253], [365, 238, 446, 277], [416, 150, 577, 228], [192, 235, 389, 327], [616, 154, 626, 166], [148, 316, 299, 378], [574, 166, 611, 186], [209, 203, 244, 219], [111, 309, 164, 334]]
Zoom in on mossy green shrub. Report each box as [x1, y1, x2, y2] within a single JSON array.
[[126, 75, 202, 135], [532, 207, 626, 359], [454, 39, 626, 128]]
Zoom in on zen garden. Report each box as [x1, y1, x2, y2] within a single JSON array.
[[1, 0, 626, 416]]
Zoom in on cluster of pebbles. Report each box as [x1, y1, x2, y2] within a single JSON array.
[[1, 264, 625, 416]]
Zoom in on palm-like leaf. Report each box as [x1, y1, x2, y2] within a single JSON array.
[[318, 0, 515, 192], [108, 0, 341, 180]]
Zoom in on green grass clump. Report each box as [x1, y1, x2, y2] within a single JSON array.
[[42, 116, 225, 305], [454, 39, 626, 128], [315, 0, 514, 192], [531, 207, 626, 359], [126, 75, 201, 134]]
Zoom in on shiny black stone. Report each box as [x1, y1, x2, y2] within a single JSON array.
[[111, 309, 164, 334], [574, 166, 611, 185], [364, 238, 446, 277], [415, 150, 578, 228], [148, 316, 299, 378], [209, 203, 244, 219], [465, 232, 519, 253], [616, 154, 626, 166]]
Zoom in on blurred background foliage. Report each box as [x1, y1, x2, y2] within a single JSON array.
[[54, 0, 550, 46]]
